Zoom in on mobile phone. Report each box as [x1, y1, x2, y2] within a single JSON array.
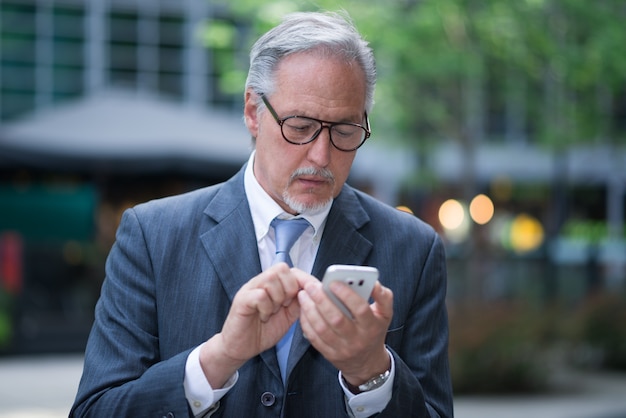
[[321, 264, 379, 319]]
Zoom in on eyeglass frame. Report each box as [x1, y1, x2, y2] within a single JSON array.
[[260, 93, 371, 152]]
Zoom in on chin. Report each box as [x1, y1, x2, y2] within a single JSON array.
[[283, 192, 332, 215]]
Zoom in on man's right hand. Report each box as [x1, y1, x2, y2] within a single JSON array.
[[198, 263, 302, 388]]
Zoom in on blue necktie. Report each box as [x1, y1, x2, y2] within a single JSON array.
[[271, 217, 309, 382], [271, 218, 310, 268]]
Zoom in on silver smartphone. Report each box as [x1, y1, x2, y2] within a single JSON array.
[[321, 264, 379, 318]]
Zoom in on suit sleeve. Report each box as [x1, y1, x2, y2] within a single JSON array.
[[70, 208, 192, 417], [379, 233, 453, 418]]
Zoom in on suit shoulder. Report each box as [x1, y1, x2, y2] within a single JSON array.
[[351, 188, 438, 237], [132, 167, 246, 218], [132, 183, 221, 218]]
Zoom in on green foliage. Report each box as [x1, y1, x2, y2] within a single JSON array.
[[200, 20, 237, 49], [576, 293, 626, 370], [449, 295, 626, 394], [561, 220, 609, 243], [0, 291, 13, 349], [206, 0, 626, 147], [0, 313, 10, 347], [448, 303, 552, 394]]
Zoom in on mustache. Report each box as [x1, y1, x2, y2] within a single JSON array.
[[289, 167, 335, 183]]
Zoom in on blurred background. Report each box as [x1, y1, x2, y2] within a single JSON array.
[[0, 0, 624, 416]]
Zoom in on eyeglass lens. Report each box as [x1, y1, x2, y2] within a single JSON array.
[[282, 116, 366, 150]]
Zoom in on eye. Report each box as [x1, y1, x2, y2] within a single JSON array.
[[333, 124, 360, 138], [284, 117, 318, 133]]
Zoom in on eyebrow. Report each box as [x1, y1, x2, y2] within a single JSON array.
[[284, 108, 364, 124]]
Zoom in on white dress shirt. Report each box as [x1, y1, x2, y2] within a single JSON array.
[[184, 152, 393, 417]]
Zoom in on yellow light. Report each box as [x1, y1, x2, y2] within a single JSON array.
[[439, 199, 465, 230], [510, 214, 544, 254], [469, 194, 495, 225]]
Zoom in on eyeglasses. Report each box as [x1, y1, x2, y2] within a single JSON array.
[[260, 93, 371, 152]]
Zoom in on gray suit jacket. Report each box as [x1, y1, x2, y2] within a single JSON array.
[[71, 165, 453, 417]]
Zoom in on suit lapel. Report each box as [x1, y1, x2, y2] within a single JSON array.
[[200, 168, 262, 302], [311, 186, 373, 278], [287, 185, 373, 380], [199, 167, 283, 380]]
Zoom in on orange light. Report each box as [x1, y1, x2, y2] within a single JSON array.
[[396, 205, 414, 215], [469, 194, 495, 225]]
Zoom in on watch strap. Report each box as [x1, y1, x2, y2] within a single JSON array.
[[358, 369, 390, 392]]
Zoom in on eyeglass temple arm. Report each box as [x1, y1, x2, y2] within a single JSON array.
[[260, 93, 282, 125]]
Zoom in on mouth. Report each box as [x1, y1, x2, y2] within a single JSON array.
[[289, 167, 335, 189], [296, 175, 331, 187]]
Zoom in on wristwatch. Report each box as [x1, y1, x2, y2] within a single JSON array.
[[357, 369, 391, 392]]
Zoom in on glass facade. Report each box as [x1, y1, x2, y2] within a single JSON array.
[[0, 0, 237, 122]]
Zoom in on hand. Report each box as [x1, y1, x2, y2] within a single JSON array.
[[296, 273, 393, 386], [199, 263, 301, 388]]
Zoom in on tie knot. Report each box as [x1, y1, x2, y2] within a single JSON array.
[[271, 218, 310, 267]]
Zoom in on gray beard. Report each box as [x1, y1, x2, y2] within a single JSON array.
[[283, 192, 332, 215], [282, 167, 335, 215]]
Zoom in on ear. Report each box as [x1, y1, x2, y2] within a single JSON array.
[[244, 89, 260, 138]]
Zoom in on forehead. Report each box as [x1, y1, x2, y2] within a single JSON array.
[[272, 52, 367, 112]]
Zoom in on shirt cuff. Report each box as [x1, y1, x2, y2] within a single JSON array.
[[184, 344, 239, 416], [338, 349, 395, 418]]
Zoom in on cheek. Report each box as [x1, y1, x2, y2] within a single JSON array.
[[255, 140, 297, 190], [331, 153, 356, 184]]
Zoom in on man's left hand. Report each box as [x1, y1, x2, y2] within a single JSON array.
[[294, 270, 393, 386]]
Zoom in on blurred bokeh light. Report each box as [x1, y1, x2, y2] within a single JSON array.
[[469, 194, 494, 225]]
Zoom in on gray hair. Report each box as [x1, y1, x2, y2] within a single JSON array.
[[245, 11, 376, 113]]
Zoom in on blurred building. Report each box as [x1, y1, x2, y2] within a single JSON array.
[[0, 0, 227, 116], [0, 0, 409, 354], [0, 0, 624, 354], [0, 0, 254, 354]]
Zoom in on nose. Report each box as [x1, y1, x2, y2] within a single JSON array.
[[306, 125, 332, 167]]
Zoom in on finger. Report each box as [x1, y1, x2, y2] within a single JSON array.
[[244, 263, 288, 290], [245, 288, 279, 322], [292, 268, 319, 290], [275, 267, 302, 306], [237, 267, 289, 317], [297, 289, 315, 337], [370, 282, 394, 318], [249, 264, 297, 311], [298, 289, 335, 348], [260, 276, 288, 313], [328, 280, 372, 320], [301, 281, 352, 338], [303, 280, 340, 317], [299, 287, 367, 366]]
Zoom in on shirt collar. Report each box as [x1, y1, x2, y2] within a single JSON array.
[[244, 151, 332, 242]]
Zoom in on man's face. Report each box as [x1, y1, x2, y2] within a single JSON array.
[[245, 52, 367, 215]]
